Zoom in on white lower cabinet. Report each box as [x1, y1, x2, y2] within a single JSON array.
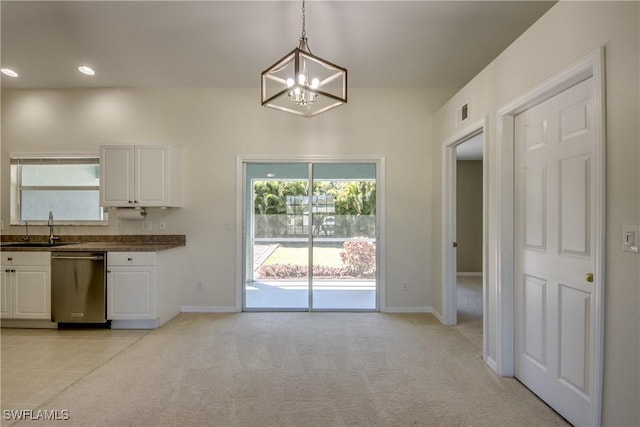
[[107, 250, 182, 329], [107, 252, 155, 320], [1, 252, 51, 320]]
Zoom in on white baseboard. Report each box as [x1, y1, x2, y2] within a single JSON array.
[[485, 355, 499, 373], [181, 306, 238, 313], [182, 306, 437, 314], [431, 309, 444, 323], [457, 272, 483, 276], [1, 320, 57, 329], [383, 306, 432, 314]]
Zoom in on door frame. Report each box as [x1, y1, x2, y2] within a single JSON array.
[[495, 48, 605, 422], [235, 155, 386, 312], [441, 119, 489, 359]]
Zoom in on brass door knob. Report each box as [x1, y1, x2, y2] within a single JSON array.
[[585, 273, 594, 283]]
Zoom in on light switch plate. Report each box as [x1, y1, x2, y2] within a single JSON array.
[[141, 221, 152, 231], [622, 224, 639, 253]]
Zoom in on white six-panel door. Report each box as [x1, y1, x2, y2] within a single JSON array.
[[515, 77, 597, 426]]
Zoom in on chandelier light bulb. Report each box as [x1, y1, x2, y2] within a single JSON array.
[[286, 78, 295, 88], [310, 78, 320, 89]]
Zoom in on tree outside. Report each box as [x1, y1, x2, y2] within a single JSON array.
[[253, 180, 376, 280]]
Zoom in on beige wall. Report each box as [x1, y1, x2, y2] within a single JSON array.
[[1, 87, 456, 311], [456, 160, 483, 273], [432, 2, 639, 425]]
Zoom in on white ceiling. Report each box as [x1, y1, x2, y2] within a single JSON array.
[[0, 1, 555, 90]]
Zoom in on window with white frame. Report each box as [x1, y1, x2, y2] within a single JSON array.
[[10, 156, 108, 224]]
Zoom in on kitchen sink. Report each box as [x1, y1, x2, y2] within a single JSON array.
[[1, 242, 70, 248]]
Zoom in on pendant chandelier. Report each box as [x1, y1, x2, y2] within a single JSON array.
[[261, 0, 347, 118]]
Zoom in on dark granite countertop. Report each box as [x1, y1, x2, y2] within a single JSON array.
[[0, 235, 186, 252]]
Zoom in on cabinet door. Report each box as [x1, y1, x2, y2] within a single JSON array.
[[107, 267, 155, 319], [101, 145, 135, 206], [135, 145, 169, 206], [0, 269, 13, 319], [13, 266, 51, 320]]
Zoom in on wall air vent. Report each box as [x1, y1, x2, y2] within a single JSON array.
[[456, 101, 469, 127]]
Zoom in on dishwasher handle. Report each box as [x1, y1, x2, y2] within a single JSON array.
[[52, 255, 105, 261]]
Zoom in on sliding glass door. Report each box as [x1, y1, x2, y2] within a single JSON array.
[[244, 163, 310, 309], [244, 161, 377, 311], [311, 163, 376, 309]]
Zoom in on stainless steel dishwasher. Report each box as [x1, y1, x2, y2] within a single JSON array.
[[51, 252, 107, 324]]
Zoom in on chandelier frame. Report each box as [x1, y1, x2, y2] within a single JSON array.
[[260, 0, 347, 118]]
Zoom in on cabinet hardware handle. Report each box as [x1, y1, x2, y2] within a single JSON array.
[[127, 257, 133, 261], [585, 273, 594, 283], [5, 269, 9, 273], [107, 270, 111, 273], [7, 257, 12, 261]]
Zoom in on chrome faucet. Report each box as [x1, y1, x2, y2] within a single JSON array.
[[48, 211, 59, 245], [22, 221, 29, 242]]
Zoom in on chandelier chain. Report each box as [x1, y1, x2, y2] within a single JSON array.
[[301, 0, 306, 39], [298, 0, 312, 53]]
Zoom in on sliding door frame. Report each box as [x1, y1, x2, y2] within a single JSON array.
[[236, 155, 386, 312]]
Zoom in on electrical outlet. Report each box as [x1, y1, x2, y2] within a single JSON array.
[[402, 281, 409, 291], [116, 220, 123, 230], [159, 222, 167, 230], [141, 221, 152, 231], [197, 281, 204, 291]]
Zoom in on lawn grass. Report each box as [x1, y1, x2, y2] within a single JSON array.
[[263, 246, 344, 268]]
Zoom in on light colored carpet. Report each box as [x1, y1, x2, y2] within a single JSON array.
[[456, 274, 483, 350], [4, 313, 568, 426]]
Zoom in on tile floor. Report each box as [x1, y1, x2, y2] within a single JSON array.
[[1, 328, 148, 411]]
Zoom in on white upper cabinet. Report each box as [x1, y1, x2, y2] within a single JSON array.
[[101, 145, 135, 206], [100, 144, 181, 207]]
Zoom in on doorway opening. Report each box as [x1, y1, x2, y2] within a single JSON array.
[[455, 134, 484, 349], [441, 121, 488, 359], [241, 160, 382, 312]]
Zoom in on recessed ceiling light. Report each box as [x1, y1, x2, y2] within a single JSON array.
[[1, 68, 18, 78], [78, 66, 95, 76]]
